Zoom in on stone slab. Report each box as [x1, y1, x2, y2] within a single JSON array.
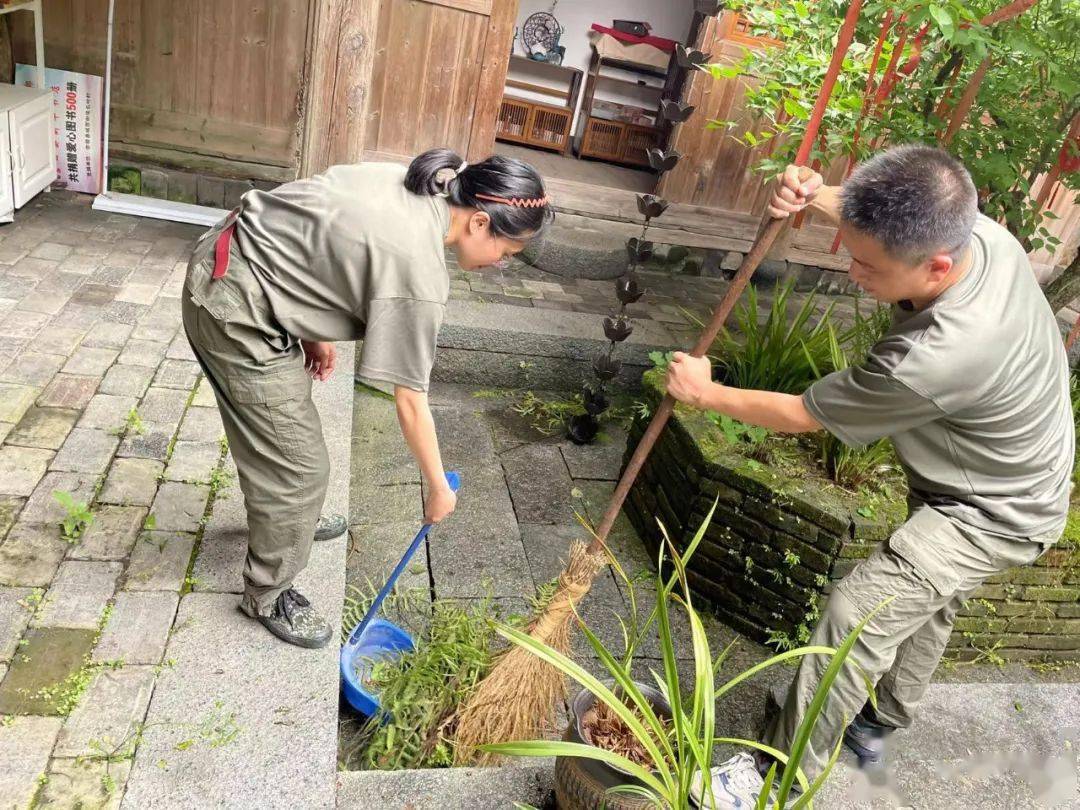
[[0, 351, 65, 386], [99, 363, 155, 398], [152, 359, 200, 390], [38, 374, 100, 409], [81, 321, 134, 350], [0, 444, 53, 496], [70, 505, 147, 561], [54, 666, 156, 757], [98, 459, 164, 508], [115, 420, 175, 461], [137, 386, 188, 423], [0, 585, 34, 663], [78, 394, 140, 432], [148, 482, 209, 533], [560, 427, 628, 480], [39, 757, 130, 810], [164, 441, 221, 483], [346, 521, 432, 595], [63, 346, 119, 376], [5, 405, 80, 450], [34, 325, 86, 357], [32, 561, 122, 629], [123, 531, 197, 592], [350, 481, 423, 526], [501, 443, 577, 524], [20, 470, 98, 526], [94, 590, 178, 665], [177, 407, 224, 443], [0, 522, 69, 587], [190, 459, 246, 594], [0, 494, 21, 539], [0, 716, 64, 810], [117, 339, 169, 368], [0, 626, 98, 715], [50, 428, 120, 475], [121, 343, 352, 810]]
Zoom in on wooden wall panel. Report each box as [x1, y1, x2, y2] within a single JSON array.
[[362, 0, 516, 160], [11, 0, 311, 171]]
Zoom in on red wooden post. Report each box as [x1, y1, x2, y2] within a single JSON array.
[[830, 10, 894, 254]]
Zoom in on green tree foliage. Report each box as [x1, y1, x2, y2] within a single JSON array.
[[714, 0, 1080, 251]]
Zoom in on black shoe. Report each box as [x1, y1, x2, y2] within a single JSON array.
[[253, 588, 332, 648], [843, 710, 893, 766], [314, 513, 347, 542]]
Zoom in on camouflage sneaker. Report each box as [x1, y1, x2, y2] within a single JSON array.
[[314, 513, 347, 542], [253, 588, 332, 649]]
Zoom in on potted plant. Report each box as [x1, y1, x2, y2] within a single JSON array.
[[482, 503, 884, 809]]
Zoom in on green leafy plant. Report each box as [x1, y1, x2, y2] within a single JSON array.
[[52, 490, 94, 544], [340, 584, 523, 771], [804, 326, 899, 490], [482, 505, 885, 809], [710, 281, 838, 395], [111, 407, 145, 437], [649, 350, 676, 373], [709, 413, 774, 464]]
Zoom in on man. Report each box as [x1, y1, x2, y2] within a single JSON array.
[[667, 145, 1074, 803]]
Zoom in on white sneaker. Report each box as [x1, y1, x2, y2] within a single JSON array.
[[691, 752, 769, 809]]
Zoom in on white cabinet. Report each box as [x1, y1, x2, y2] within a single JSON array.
[[0, 84, 56, 223]]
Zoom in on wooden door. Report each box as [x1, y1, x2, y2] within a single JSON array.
[[10, 93, 55, 208], [363, 0, 518, 162], [658, 12, 780, 213]]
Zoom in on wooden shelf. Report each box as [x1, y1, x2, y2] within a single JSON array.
[[593, 74, 665, 91], [597, 55, 669, 78], [576, 44, 677, 168]]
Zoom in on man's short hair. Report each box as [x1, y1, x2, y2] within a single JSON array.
[[840, 144, 978, 263]]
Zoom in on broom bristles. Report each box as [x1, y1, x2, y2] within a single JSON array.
[[453, 541, 607, 765]]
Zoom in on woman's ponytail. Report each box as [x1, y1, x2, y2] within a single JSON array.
[[404, 148, 466, 196], [404, 147, 553, 241]]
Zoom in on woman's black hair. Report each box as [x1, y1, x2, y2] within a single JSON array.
[[404, 147, 554, 240]]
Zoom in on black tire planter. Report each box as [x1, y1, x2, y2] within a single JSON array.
[[554, 683, 672, 810]]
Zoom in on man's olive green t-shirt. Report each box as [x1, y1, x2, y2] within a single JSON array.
[[804, 214, 1074, 539], [232, 162, 451, 392]]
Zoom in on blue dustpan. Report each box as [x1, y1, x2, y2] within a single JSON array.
[[340, 471, 460, 718]]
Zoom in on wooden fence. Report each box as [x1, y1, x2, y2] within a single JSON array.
[[8, 0, 312, 181]]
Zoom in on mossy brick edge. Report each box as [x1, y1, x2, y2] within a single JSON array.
[[625, 369, 1080, 660]]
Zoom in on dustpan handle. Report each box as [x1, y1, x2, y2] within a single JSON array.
[[346, 471, 460, 648]]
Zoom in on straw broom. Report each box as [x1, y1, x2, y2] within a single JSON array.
[[452, 1, 866, 764]]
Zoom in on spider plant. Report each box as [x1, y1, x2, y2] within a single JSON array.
[[708, 280, 838, 395], [803, 325, 899, 490], [481, 503, 884, 809]]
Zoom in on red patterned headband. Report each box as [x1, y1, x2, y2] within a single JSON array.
[[475, 192, 550, 208]]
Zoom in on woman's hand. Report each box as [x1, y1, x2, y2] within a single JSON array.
[[301, 341, 337, 381], [767, 165, 824, 219], [666, 352, 714, 407], [424, 483, 457, 524]]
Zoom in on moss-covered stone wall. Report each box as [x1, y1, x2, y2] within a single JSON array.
[[624, 371, 1080, 662]]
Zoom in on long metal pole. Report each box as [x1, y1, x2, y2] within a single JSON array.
[[590, 0, 866, 548]]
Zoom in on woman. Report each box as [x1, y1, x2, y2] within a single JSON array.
[[182, 149, 552, 648]]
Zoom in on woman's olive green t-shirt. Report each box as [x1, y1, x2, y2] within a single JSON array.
[[232, 162, 451, 392]]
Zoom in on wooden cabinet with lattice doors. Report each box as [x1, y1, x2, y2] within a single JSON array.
[[495, 97, 574, 153], [580, 118, 662, 168]]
